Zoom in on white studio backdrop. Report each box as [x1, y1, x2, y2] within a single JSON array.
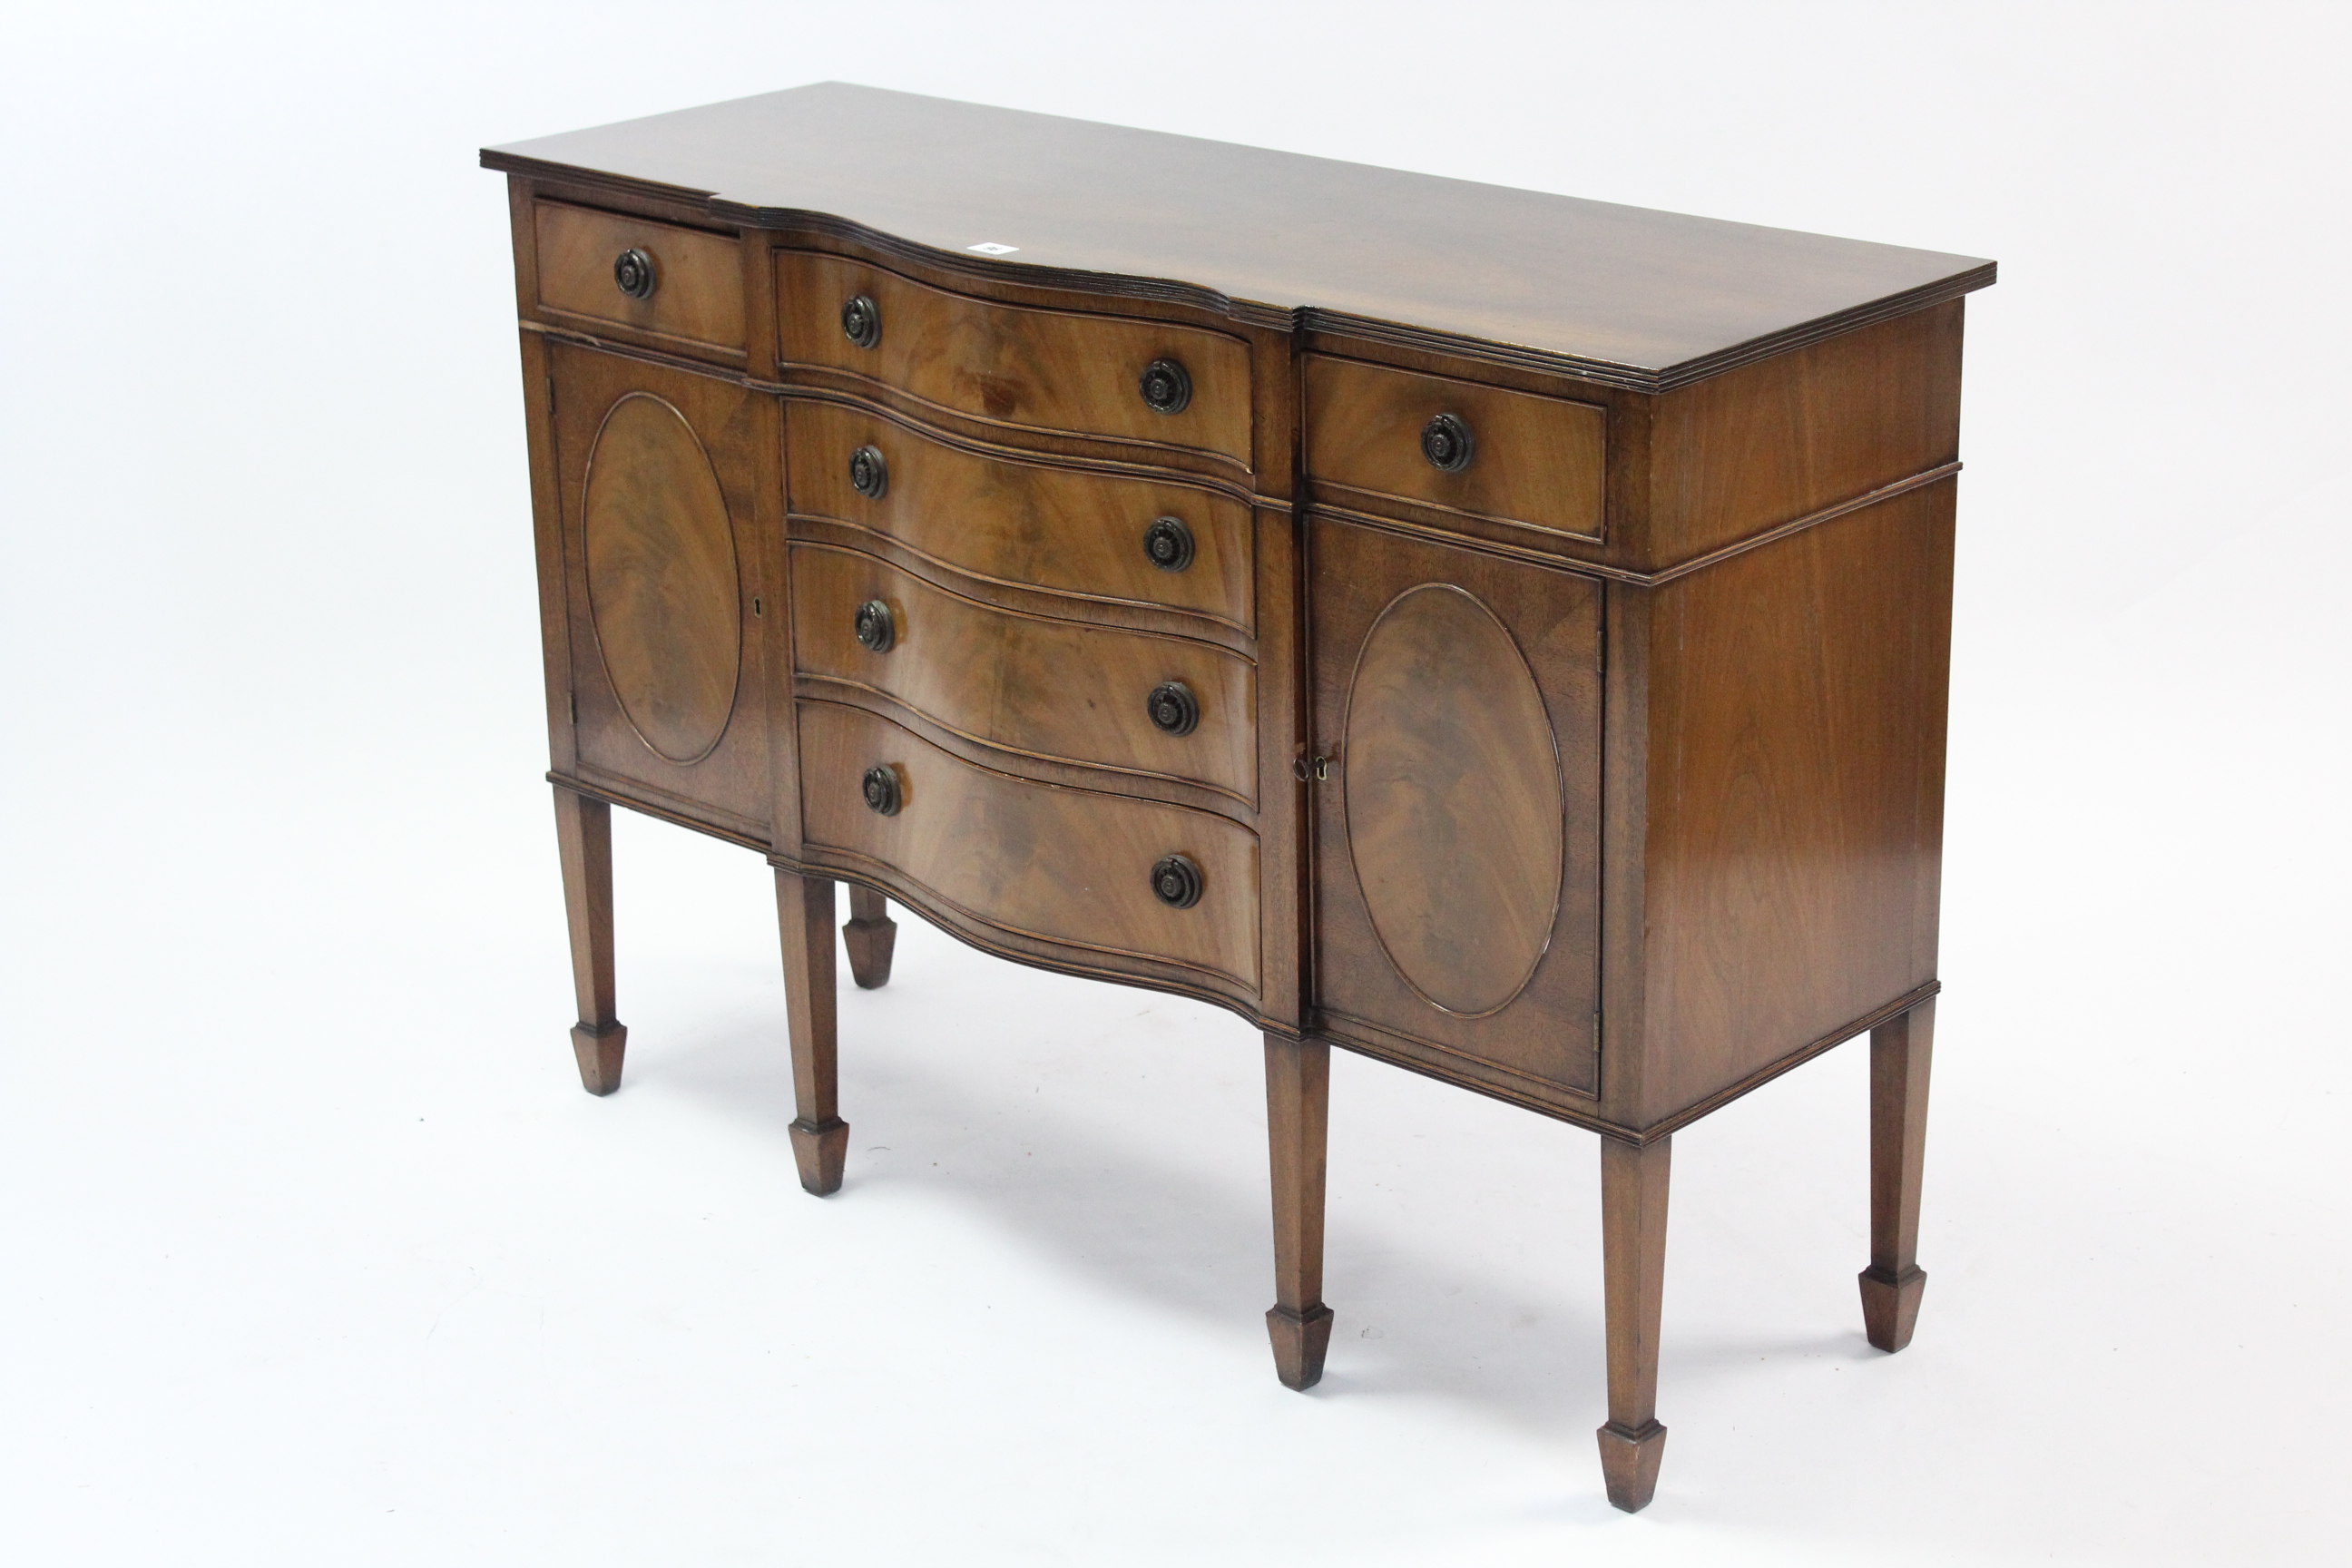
[[2, 3, 2346, 1563]]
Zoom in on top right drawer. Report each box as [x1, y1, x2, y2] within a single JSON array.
[[1304, 357, 1605, 544]]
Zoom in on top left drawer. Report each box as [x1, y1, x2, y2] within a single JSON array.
[[532, 202, 744, 360]]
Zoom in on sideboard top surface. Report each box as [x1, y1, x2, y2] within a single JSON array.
[[483, 83, 1994, 392]]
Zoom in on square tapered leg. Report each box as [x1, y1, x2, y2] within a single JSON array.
[[1263, 1032, 1334, 1389], [1598, 1133, 1671, 1512], [777, 870, 847, 1196], [1861, 997, 1934, 1351], [842, 883, 897, 989], [554, 787, 625, 1095]]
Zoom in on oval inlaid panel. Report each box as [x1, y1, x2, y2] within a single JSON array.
[[583, 394, 741, 764], [1343, 585, 1563, 1015]]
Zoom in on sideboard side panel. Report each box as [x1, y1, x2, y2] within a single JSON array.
[[1634, 480, 1956, 1126], [1647, 301, 1963, 570], [1596, 577, 1652, 1127], [509, 181, 576, 777]]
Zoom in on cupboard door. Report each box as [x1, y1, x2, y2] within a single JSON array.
[[1307, 517, 1602, 1097], [545, 340, 775, 838]]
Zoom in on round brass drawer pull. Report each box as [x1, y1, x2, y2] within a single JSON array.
[[848, 444, 888, 500], [1421, 411, 1474, 472], [1139, 358, 1192, 415], [1142, 515, 1194, 573], [861, 765, 902, 817], [1151, 854, 1203, 908], [1146, 681, 1199, 736], [841, 293, 880, 348], [853, 599, 895, 653], [612, 247, 656, 300]]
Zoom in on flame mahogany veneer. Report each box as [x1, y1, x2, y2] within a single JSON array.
[[486, 83, 1992, 1512]]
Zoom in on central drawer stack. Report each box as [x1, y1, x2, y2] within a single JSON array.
[[775, 249, 1265, 1001]]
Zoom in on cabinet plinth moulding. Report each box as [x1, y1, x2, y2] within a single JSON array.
[[485, 82, 1991, 1511]]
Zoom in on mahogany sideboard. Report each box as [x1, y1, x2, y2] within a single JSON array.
[[483, 83, 1992, 1512]]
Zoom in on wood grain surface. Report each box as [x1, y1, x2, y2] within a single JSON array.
[[841, 882, 897, 989], [1308, 517, 1601, 1096], [784, 397, 1254, 632], [553, 786, 625, 1095], [779, 250, 1252, 463], [1598, 1134, 1671, 1512], [1246, 499, 1304, 1029], [534, 200, 744, 358], [509, 317, 577, 776], [1306, 355, 1605, 543], [1341, 584, 1562, 1014], [1647, 300, 1963, 567], [1633, 482, 1955, 1125], [775, 870, 848, 1196], [546, 342, 773, 834], [582, 391, 741, 764], [799, 700, 1259, 988], [789, 542, 1257, 801], [498, 98, 1983, 1516], [1263, 1032, 1334, 1391], [487, 83, 1993, 389], [1862, 997, 1934, 1352]]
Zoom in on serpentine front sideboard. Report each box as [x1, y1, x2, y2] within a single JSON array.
[[482, 83, 1992, 1512]]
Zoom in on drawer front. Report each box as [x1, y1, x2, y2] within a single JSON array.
[[779, 251, 1252, 464], [787, 401, 1253, 632], [794, 545, 1257, 802], [1305, 356, 1605, 541], [801, 701, 1259, 987], [535, 201, 745, 357]]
